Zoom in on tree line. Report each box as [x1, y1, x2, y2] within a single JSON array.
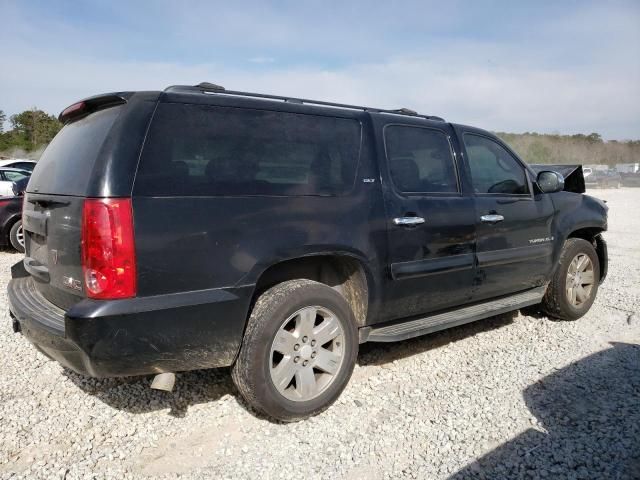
[[496, 131, 640, 166], [0, 108, 62, 157], [1, 107, 638, 166]]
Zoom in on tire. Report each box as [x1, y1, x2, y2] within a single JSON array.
[[541, 238, 600, 320], [231, 279, 358, 422], [9, 220, 25, 253]]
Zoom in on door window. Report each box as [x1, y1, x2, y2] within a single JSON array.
[[384, 126, 458, 194], [463, 134, 529, 195]]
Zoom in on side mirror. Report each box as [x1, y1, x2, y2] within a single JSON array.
[[537, 171, 565, 193]]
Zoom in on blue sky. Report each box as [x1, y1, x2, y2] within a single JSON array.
[[1, 0, 639, 139]]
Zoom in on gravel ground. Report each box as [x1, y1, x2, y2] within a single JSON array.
[[1, 188, 639, 480]]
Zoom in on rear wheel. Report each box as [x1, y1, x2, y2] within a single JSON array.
[[9, 220, 25, 253], [541, 238, 599, 320], [231, 279, 358, 422]]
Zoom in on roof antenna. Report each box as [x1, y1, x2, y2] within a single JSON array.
[[196, 82, 226, 92]]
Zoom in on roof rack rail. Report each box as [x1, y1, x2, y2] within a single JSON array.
[[163, 83, 445, 122]]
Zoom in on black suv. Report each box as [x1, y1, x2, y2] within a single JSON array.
[[8, 83, 608, 421]]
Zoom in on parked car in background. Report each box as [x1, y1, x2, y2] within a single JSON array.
[[0, 168, 31, 197], [585, 170, 622, 189], [0, 196, 24, 252], [0, 159, 37, 172], [621, 172, 640, 187]]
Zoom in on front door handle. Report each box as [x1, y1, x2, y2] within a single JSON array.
[[480, 214, 505, 224], [393, 216, 425, 226]]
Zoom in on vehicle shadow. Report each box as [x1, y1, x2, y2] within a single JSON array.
[[62, 310, 520, 418], [449, 342, 640, 479], [62, 366, 236, 418]]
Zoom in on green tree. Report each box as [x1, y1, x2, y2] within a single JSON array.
[[9, 108, 61, 150]]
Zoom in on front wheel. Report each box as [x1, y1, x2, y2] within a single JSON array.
[[231, 279, 358, 422], [541, 238, 600, 320]]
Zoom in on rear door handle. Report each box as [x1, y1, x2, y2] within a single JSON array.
[[480, 214, 504, 224], [393, 216, 425, 226]]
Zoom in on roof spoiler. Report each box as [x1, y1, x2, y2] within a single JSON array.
[[58, 93, 128, 124], [530, 164, 585, 194]]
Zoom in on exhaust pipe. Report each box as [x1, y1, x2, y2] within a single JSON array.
[[151, 372, 176, 392]]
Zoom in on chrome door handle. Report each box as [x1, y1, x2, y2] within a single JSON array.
[[393, 216, 425, 226], [480, 214, 504, 224]]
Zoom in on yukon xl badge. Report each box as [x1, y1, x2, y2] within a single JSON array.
[[63, 276, 82, 291], [529, 236, 554, 244]]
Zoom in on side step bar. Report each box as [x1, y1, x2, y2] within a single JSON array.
[[364, 286, 546, 343]]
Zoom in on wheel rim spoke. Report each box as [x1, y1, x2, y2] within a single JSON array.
[[295, 367, 316, 398], [271, 356, 296, 390], [568, 259, 578, 274], [296, 307, 317, 337], [568, 286, 577, 305], [272, 329, 297, 354], [576, 286, 588, 302], [581, 271, 594, 285], [576, 255, 588, 272], [313, 347, 340, 375], [313, 316, 340, 346]]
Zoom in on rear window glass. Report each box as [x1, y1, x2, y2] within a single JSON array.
[[134, 103, 362, 197], [28, 106, 122, 196]]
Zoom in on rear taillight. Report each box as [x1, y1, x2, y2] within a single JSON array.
[[81, 198, 136, 299]]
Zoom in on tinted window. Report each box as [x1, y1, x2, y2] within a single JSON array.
[[134, 104, 362, 197], [12, 162, 36, 171], [28, 106, 122, 195], [385, 126, 457, 193], [463, 134, 529, 195]]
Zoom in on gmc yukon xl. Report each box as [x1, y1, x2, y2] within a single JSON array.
[[8, 83, 608, 421]]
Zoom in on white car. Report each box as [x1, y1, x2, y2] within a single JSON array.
[[0, 167, 31, 197], [0, 159, 37, 172]]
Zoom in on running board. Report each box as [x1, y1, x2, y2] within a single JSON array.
[[365, 286, 546, 343]]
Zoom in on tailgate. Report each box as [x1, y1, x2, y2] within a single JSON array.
[[21, 100, 128, 310], [22, 194, 86, 310]]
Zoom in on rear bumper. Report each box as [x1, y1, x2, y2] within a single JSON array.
[[8, 265, 253, 378]]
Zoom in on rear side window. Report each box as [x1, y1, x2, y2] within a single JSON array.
[[385, 125, 458, 193], [28, 106, 122, 196], [463, 134, 529, 195], [11, 162, 35, 171], [134, 103, 362, 197]]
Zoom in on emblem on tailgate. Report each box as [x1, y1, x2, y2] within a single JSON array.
[[63, 276, 82, 291]]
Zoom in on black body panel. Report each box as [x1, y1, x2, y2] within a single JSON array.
[[8, 85, 609, 378]]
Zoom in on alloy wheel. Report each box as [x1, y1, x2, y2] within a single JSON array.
[[565, 253, 595, 307], [269, 306, 345, 402]]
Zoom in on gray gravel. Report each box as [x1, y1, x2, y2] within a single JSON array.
[[1, 188, 639, 480]]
